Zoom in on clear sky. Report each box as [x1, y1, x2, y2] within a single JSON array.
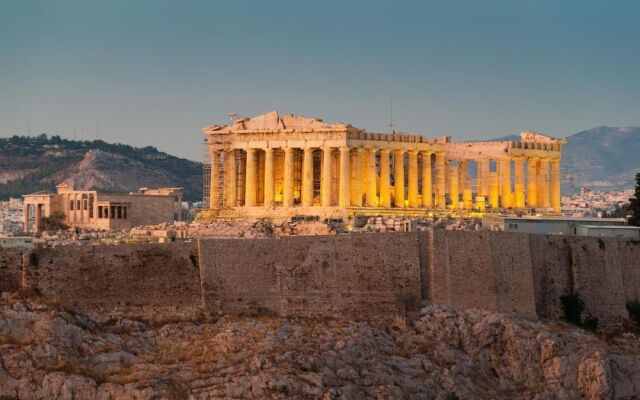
[[1, 0, 639, 160]]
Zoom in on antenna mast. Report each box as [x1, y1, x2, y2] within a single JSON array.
[[389, 94, 395, 134]]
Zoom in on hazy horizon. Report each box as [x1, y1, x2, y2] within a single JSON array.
[[2, 0, 639, 160]]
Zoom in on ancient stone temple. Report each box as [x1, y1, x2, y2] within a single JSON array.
[[199, 111, 564, 220]]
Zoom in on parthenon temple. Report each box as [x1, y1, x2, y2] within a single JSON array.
[[199, 111, 564, 219]]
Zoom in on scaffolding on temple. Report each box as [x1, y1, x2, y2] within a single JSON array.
[[202, 135, 211, 208]]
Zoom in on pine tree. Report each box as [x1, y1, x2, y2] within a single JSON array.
[[629, 172, 640, 227]]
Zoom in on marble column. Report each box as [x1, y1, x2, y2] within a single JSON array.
[[449, 164, 459, 210], [408, 150, 419, 208], [460, 160, 472, 209], [393, 150, 405, 208], [538, 158, 550, 209], [527, 157, 538, 208], [23, 204, 29, 233], [210, 150, 219, 208], [514, 157, 525, 208], [421, 151, 432, 208], [500, 157, 512, 208], [551, 158, 561, 213], [35, 205, 42, 232], [365, 148, 377, 207], [379, 149, 391, 208], [244, 149, 257, 207], [263, 148, 274, 208], [478, 158, 490, 197], [226, 150, 237, 207], [489, 171, 499, 208], [321, 147, 333, 207], [350, 148, 363, 207], [302, 147, 314, 207], [435, 152, 446, 209], [339, 147, 351, 208], [283, 148, 294, 207]]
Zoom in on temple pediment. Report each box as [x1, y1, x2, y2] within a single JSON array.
[[204, 111, 351, 134]]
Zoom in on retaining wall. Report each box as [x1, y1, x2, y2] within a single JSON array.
[[0, 231, 638, 330], [198, 233, 422, 320], [22, 243, 202, 322]]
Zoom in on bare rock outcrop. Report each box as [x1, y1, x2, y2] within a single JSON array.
[[1, 293, 639, 399]]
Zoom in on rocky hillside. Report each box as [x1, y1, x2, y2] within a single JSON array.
[[0, 135, 202, 202], [1, 292, 639, 399]]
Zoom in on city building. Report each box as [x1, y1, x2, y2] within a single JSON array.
[[200, 111, 565, 220], [22, 183, 183, 232], [0, 198, 25, 234], [483, 215, 632, 236]]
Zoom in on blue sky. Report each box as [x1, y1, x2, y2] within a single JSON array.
[[1, 0, 639, 160]]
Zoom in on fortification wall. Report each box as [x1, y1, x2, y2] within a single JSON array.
[[3, 230, 638, 330], [198, 233, 422, 320], [568, 237, 627, 328], [529, 235, 572, 320], [0, 249, 24, 293], [22, 243, 201, 322], [618, 239, 640, 302], [426, 230, 536, 319]]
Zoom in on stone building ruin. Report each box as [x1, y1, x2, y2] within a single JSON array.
[[200, 111, 564, 220]]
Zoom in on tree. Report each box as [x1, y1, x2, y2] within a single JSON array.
[[629, 172, 640, 227]]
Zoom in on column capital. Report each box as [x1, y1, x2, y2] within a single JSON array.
[[283, 147, 294, 153], [407, 149, 418, 155], [379, 148, 391, 155], [393, 149, 405, 155], [339, 146, 350, 153]]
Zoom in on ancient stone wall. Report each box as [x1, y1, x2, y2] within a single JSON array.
[[4, 231, 639, 329], [22, 243, 201, 322], [197, 233, 422, 320], [0, 249, 24, 293], [618, 239, 640, 302], [426, 230, 537, 319]]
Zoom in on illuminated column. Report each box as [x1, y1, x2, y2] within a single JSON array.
[[283, 147, 295, 207], [407, 150, 419, 207], [527, 157, 538, 208], [449, 164, 459, 210], [478, 158, 490, 197], [225, 150, 237, 207], [513, 157, 525, 208], [210, 150, 219, 208], [302, 147, 314, 207], [244, 148, 257, 207], [393, 150, 405, 208], [551, 158, 561, 213], [434, 152, 446, 209], [23, 204, 29, 233], [538, 158, 550, 209], [263, 148, 274, 208], [489, 171, 499, 208], [460, 160, 471, 209], [338, 147, 351, 208], [35, 205, 42, 232], [321, 147, 333, 206], [421, 151, 432, 208], [350, 148, 363, 206], [500, 157, 512, 208], [365, 148, 377, 207], [379, 149, 391, 208]]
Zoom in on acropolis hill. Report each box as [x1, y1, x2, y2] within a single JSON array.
[[199, 111, 565, 220]]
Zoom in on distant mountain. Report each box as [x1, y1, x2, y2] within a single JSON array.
[[561, 126, 640, 192], [0, 135, 203, 201], [488, 127, 640, 193]]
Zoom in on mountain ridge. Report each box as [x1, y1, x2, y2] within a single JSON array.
[[0, 135, 203, 201]]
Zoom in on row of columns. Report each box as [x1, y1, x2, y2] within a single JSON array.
[[211, 147, 561, 211]]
